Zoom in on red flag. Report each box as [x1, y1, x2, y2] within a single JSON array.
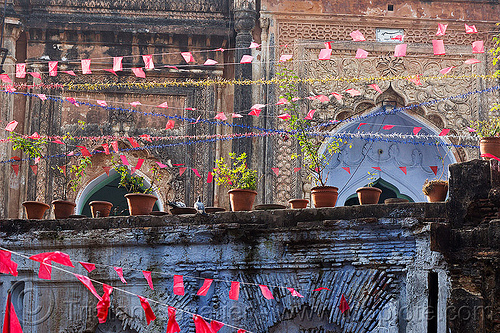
[[287, 287, 304, 298], [132, 67, 146, 78], [207, 172, 213, 183], [430, 166, 438, 176], [181, 52, 194, 63], [59, 165, 66, 176], [96, 284, 113, 323], [103, 69, 117, 76], [259, 285, 274, 299], [2, 293, 23, 333], [114, 267, 127, 284], [111, 141, 119, 153], [357, 123, 367, 130], [135, 159, 145, 171], [313, 287, 331, 291], [29, 251, 74, 280], [413, 127, 422, 135], [62, 70, 76, 76], [166, 120, 175, 129], [342, 167, 350, 174], [248, 109, 261, 117], [372, 167, 381, 171], [382, 125, 394, 130], [138, 296, 156, 325], [369, 83, 382, 93], [166, 306, 181, 333], [11, 165, 19, 176], [120, 155, 129, 166], [271, 167, 279, 176], [197, 279, 213, 296], [157, 101, 169, 108], [142, 55, 154, 70], [48, 61, 58, 76], [211, 321, 224, 332], [173, 275, 185, 295], [229, 281, 240, 300], [338, 294, 350, 314], [0, 250, 18, 276], [0, 74, 11, 83], [192, 168, 202, 178], [76, 146, 91, 157], [139, 134, 152, 142], [179, 167, 187, 177], [101, 143, 110, 155], [293, 167, 301, 173], [113, 57, 123, 71], [5, 120, 18, 132], [193, 315, 223, 333], [237, 330, 246, 333], [102, 166, 111, 176], [439, 128, 450, 136], [399, 166, 407, 175], [127, 137, 140, 148], [143, 271, 154, 290], [74, 274, 102, 300], [30, 165, 38, 176], [79, 261, 96, 273]]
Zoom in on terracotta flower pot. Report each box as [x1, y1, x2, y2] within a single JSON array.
[[22, 201, 50, 219], [51, 200, 76, 219], [425, 183, 449, 202], [288, 199, 309, 209], [124, 193, 158, 215], [89, 201, 113, 218], [356, 187, 382, 205], [311, 186, 338, 208], [228, 189, 257, 211], [480, 137, 500, 160]]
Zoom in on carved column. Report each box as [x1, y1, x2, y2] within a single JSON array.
[[231, 0, 256, 159]]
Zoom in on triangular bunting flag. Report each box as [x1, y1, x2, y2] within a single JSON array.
[[259, 285, 274, 300], [79, 261, 96, 273], [400, 166, 407, 175], [2, 293, 23, 333], [138, 296, 156, 325], [113, 266, 127, 284], [342, 167, 351, 174], [430, 166, 438, 175], [173, 275, 185, 295], [338, 294, 350, 314], [229, 281, 240, 300], [143, 271, 154, 290], [197, 279, 213, 296], [179, 167, 187, 176]]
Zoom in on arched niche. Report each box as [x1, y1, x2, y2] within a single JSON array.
[[75, 168, 164, 216], [319, 105, 457, 205]]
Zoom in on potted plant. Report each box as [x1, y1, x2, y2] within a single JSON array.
[[469, 117, 500, 160], [213, 152, 258, 211], [8, 131, 51, 219], [278, 67, 343, 207], [422, 179, 448, 202], [356, 171, 382, 205], [113, 159, 161, 215], [288, 198, 309, 209]]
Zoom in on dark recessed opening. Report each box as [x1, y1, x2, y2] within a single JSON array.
[[428, 272, 439, 333], [388, 4, 394, 11]]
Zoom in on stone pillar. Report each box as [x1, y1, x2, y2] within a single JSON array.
[[231, 0, 256, 159], [0, 16, 23, 218]]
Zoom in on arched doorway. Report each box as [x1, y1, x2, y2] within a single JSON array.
[[75, 169, 163, 216], [319, 106, 456, 205]]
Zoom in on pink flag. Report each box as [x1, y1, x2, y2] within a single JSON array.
[[436, 23, 448, 36], [338, 294, 350, 314], [232, 113, 243, 118], [63, 70, 76, 76], [465, 23, 478, 34], [5, 120, 18, 132], [342, 167, 350, 174], [472, 41, 484, 54], [345, 88, 361, 96], [165, 120, 175, 129], [181, 52, 195, 63], [318, 48, 332, 60], [464, 58, 481, 64], [143, 271, 154, 290], [29, 72, 42, 80], [276, 98, 289, 105], [135, 159, 144, 170], [394, 44, 407, 57], [37, 94, 47, 101], [294, 167, 301, 173], [287, 287, 304, 298], [30, 165, 38, 175], [101, 143, 110, 155], [439, 128, 450, 136], [372, 166, 381, 171], [430, 166, 438, 175], [249, 42, 260, 48], [77, 146, 91, 157], [331, 92, 343, 101], [229, 281, 240, 300], [3, 293, 23, 333], [0, 250, 18, 276], [259, 285, 274, 299], [179, 167, 187, 176], [102, 166, 110, 176], [350, 30, 366, 41], [399, 166, 407, 175], [271, 167, 279, 176], [305, 109, 316, 120], [111, 141, 119, 153], [0, 74, 11, 83], [207, 171, 213, 183], [355, 48, 368, 59], [240, 55, 253, 63], [369, 84, 382, 93], [440, 66, 455, 75], [81, 59, 92, 74], [204, 59, 218, 66], [30, 132, 41, 140], [113, 57, 123, 71], [96, 100, 107, 107], [156, 162, 168, 168], [157, 101, 169, 108], [15, 63, 26, 78], [79, 261, 96, 272], [192, 168, 202, 178], [166, 307, 181, 333], [248, 109, 261, 117], [382, 125, 394, 130], [103, 69, 117, 76], [114, 267, 127, 284], [74, 274, 102, 300], [120, 155, 129, 166], [132, 67, 146, 78], [215, 112, 227, 121], [138, 296, 156, 325], [251, 103, 266, 110], [173, 275, 185, 295], [357, 123, 366, 130], [59, 165, 66, 176], [130, 101, 142, 107], [413, 127, 422, 135], [66, 97, 79, 106], [278, 113, 291, 120], [142, 55, 154, 70], [127, 137, 140, 148], [48, 61, 58, 76], [391, 35, 404, 41], [279, 54, 293, 62], [314, 95, 329, 103], [197, 279, 213, 296], [408, 74, 422, 86], [432, 40, 446, 55]]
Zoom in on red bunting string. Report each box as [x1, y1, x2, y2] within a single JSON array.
[[0, 250, 18, 276], [74, 274, 102, 300]]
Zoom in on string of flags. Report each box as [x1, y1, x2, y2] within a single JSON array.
[[0, 247, 352, 333]]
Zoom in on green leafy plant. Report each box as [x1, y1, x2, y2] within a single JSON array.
[[68, 156, 92, 193], [469, 118, 500, 138], [113, 159, 161, 194], [9, 133, 47, 160], [213, 152, 257, 190], [278, 66, 344, 187]]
